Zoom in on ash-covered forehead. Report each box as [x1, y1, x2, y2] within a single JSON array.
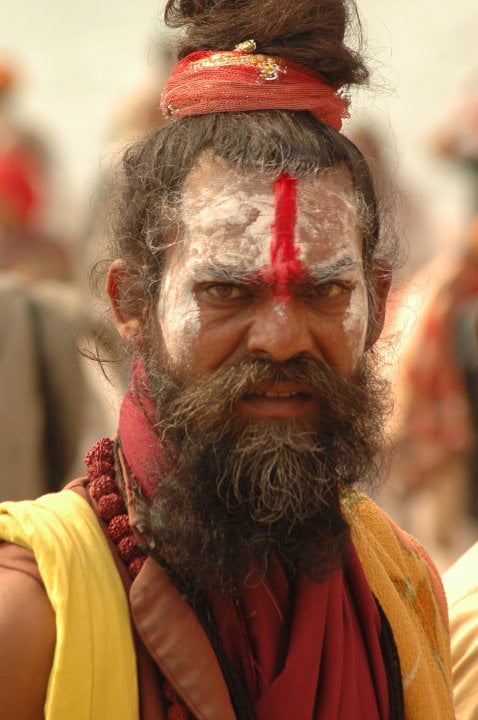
[[175, 154, 362, 267], [158, 155, 369, 367]]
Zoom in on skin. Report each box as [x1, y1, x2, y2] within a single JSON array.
[[111, 155, 389, 420], [0, 560, 56, 719]]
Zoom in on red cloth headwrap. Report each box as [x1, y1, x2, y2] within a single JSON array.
[[160, 46, 349, 130]]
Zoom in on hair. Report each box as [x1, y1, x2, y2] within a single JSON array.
[[102, 0, 394, 342]]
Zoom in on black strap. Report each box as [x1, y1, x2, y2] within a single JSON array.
[[138, 544, 257, 720], [375, 596, 405, 720], [192, 598, 257, 720]]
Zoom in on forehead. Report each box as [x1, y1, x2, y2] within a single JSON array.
[[172, 155, 361, 266]]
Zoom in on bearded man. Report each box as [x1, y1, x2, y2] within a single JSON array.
[[0, 0, 454, 718]]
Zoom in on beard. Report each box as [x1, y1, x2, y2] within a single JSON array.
[[134, 349, 390, 598]]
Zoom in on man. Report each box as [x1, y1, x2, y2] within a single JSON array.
[[0, 0, 454, 717]]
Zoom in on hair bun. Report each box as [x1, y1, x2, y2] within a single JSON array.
[[165, 0, 215, 23], [164, 0, 368, 88]]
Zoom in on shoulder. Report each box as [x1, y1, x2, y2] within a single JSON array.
[[344, 490, 442, 576], [344, 490, 441, 576], [0, 491, 139, 717], [0, 542, 55, 720], [344, 492, 454, 715], [346, 491, 448, 610], [443, 542, 478, 717], [0, 486, 103, 553]]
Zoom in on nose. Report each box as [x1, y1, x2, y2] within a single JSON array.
[[246, 297, 317, 362]]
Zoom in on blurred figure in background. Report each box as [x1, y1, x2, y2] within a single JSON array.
[[347, 123, 436, 286], [0, 274, 119, 500], [0, 42, 178, 501], [0, 56, 72, 281], [379, 74, 478, 571], [0, 55, 119, 500], [81, 39, 174, 269]]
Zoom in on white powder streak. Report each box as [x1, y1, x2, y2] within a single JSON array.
[[183, 189, 275, 270], [344, 283, 368, 359], [159, 267, 201, 368]]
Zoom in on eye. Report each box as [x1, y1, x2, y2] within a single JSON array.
[[198, 282, 251, 301], [301, 281, 352, 300], [317, 282, 349, 298]]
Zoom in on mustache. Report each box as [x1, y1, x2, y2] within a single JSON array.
[[156, 353, 370, 435]]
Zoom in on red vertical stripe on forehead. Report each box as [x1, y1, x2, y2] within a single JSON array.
[[260, 172, 303, 300]]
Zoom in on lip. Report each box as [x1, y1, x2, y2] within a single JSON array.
[[238, 382, 314, 418]]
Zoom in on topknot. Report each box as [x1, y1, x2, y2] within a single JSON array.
[[164, 0, 369, 88]]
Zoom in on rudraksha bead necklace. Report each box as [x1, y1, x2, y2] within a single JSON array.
[[85, 438, 147, 579]]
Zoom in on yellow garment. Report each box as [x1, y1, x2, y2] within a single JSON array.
[[343, 492, 454, 720], [0, 490, 139, 720], [443, 541, 478, 720]]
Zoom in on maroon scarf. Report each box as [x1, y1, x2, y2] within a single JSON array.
[[209, 547, 389, 719], [118, 367, 390, 719]]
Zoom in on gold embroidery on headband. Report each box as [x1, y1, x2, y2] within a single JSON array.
[[234, 39, 257, 53], [191, 51, 283, 81]]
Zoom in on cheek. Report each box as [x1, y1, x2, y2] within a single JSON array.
[[157, 269, 200, 366]]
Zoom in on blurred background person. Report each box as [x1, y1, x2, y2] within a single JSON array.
[[0, 35, 177, 501], [377, 74, 478, 571], [0, 55, 119, 501], [0, 55, 72, 281], [443, 525, 478, 718], [80, 38, 175, 279]]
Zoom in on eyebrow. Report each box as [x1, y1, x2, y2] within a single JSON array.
[[190, 256, 362, 284], [307, 257, 363, 283], [190, 261, 262, 283]]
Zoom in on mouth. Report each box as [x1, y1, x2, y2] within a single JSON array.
[[238, 383, 315, 418]]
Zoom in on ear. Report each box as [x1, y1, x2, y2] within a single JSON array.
[[365, 262, 392, 350], [106, 259, 146, 345]]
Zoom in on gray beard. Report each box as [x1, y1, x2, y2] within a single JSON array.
[[134, 353, 389, 597]]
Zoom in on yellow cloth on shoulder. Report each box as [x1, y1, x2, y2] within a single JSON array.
[[345, 492, 455, 720], [0, 490, 139, 720]]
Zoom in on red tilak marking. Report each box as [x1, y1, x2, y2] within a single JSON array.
[[260, 172, 303, 301]]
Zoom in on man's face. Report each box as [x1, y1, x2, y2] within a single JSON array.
[[130, 155, 388, 594], [158, 155, 370, 419]]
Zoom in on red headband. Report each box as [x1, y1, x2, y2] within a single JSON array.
[[160, 40, 349, 130]]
